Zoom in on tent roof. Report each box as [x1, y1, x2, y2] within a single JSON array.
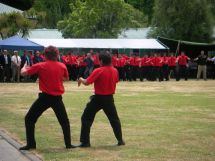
[[29, 39, 168, 50], [157, 36, 215, 58], [0, 2, 23, 14], [0, 36, 44, 50]]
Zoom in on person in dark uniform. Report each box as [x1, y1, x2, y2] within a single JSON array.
[[194, 50, 208, 80], [19, 46, 75, 150], [77, 53, 125, 147], [0, 50, 11, 82]]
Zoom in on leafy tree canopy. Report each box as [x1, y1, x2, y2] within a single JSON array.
[[148, 0, 213, 43], [0, 12, 33, 39], [125, 0, 154, 25], [57, 0, 145, 38]]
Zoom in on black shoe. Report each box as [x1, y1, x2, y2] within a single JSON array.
[[117, 140, 125, 146], [19, 145, 36, 150], [78, 142, 91, 148], [66, 144, 77, 149]]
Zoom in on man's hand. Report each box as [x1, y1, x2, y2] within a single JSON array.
[[78, 78, 82, 87], [20, 62, 28, 76], [78, 77, 88, 86]]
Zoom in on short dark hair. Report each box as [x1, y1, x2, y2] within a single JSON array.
[[99, 53, 111, 66], [44, 46, 59, 61]]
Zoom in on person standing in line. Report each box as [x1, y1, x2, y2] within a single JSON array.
[[77, 53, 125, 147], [162, 53, 169, 81], [168, 53, 177, 79], [19, 46, 75, 150], [21, 50, 32, 82], [194, 50, 208, 80], [84, 53, 94, 78], [176, 52, 190, 81], [11, 50, 21, 82], [209, 55, 215, 79], [0, 50, 11, 82]]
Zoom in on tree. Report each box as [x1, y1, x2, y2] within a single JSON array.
[[0, 12, 33, 39], [32, 0, 72, 28], [57, 0, 145, 38], [125, 0, 155, 25], [148, 0, 213, 43], [207, 0, 215, 24]]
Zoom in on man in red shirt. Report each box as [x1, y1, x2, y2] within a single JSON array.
[[140, 54, 150, 81], [162, 53, 169, 81], [19, 46, 75, 150], [118, 54, 126, 81], [151, 53, 163, 81], [168, 53, 177, 79], [176, 51, 190, 81], [78, 53, 125, 147]]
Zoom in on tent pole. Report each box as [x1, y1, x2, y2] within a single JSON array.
[[175, 40, 181, 56]]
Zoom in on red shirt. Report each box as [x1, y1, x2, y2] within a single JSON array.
[[135, 57, 141, 66], [152, 57, 162, 67], [178, 55, 189, 65], [118, 57, 126, 67], [112, 56, 118, 67], [78, 56, 87, 67], [63, 55, 70, 65], [93, 54, 100, 65], [129, 57, 135, 66], [162, 56, 169, 65], [141, 57, 150, 66], [86, 66, 118, 95], [168, 56, 177, 67], [26, 61, 69, 96]]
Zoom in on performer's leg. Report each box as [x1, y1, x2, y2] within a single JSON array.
[[51, 97, 73, 148], [102, 96, 124, 144], [80, 96, 101, 145], [21, 93, 50, 150]]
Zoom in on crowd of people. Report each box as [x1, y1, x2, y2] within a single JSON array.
[[0, 49, 215, 82]]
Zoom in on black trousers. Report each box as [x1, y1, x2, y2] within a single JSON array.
[[24, 93, 71, 147], [177, 65, 188, 81], [80, 95, 123, 144], [140, 66, 149, 81], [162, 65, 169, 81]]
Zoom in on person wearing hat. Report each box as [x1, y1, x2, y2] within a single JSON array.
[[19, 46, 75, 150], [11, 50, 21, 82], [78, 52, 125, 147]]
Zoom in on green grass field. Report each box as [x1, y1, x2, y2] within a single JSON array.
[[0, 81, 215, 161]]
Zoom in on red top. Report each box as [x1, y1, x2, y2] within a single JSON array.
[[26, 61, 69, 96], [152, 57, 162, 67], [168, 56, 177, 66], [86, 66, 118, 95], [162, 56, 169, 65], [118, 57, 126, 67], [78, 56, 87, 67], [129, 57, 135, 66], [93, 54, 100, 65], [134, 57, 141, 66], [112, 56, 118, 67], [178, 55, 189, 65], [141, 57, 150, 66], [62, 55, 70, 65]]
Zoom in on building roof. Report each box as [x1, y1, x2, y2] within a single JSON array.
[[27, 28, 150, 39], [29, 38, 168, 50], [27, 27, 215, 40], [0, 3, 23, 14], [27, 29, 63, 39], [118, 28, 151, 39]]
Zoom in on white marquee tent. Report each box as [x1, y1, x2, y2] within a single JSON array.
[[30, 39, 168, 50]]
